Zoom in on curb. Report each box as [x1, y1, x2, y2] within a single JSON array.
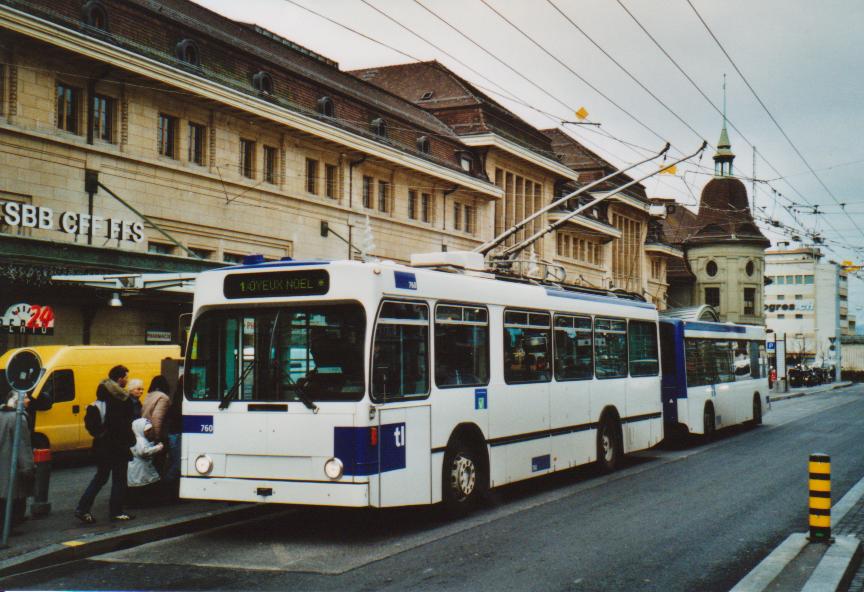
[[768, 382, 853, 404], [801, 535, 862, 592], [730, 532, 808, 592], [0, 503, 275, 579]]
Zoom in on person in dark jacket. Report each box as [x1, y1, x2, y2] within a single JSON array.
[[74, 365, 136, 523]]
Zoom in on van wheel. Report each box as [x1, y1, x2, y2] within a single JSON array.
[[752, 396, 763, 426], [442, 439, 484, 513], [32, 432, 49, 450], [596, 415, 621, 472], [703, 404, 716, 440]]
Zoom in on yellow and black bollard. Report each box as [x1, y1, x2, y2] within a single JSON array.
[[808, 453, 832, 541]]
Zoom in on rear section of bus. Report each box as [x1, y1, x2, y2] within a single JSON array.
[[180, 261, 382, 507]]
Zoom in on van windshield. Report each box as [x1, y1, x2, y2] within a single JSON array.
[[185, 303, 366, 403]]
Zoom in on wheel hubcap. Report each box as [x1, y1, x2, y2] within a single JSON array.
[[601, 430, 614, 462], [450, 454, 476, 500]]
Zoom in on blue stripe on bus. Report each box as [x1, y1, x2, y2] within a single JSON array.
[[334, 423, 407, 476], [683, 321, 747, 333], [544, 288, 656, 310]]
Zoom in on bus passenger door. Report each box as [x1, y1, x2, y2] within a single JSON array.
[[376, 405, 431, 507]]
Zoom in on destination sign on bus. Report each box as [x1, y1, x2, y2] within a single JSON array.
[[223, 269, 329, 299]]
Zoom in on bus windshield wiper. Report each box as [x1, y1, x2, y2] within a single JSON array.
[[295, 379, 320, 414], [219, 359, 256, 410]]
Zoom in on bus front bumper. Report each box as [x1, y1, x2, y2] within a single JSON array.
[[180, 477, 370, 507]]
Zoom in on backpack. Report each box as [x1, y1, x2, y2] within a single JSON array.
[[84, 400, 107, 438]]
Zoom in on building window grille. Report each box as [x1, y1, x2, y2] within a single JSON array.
[[362, 176, 373, 208], [306, 158, 319, 194], [417, 135, 430, 154], [421, 193, 431, 223], [252, 71, 274, 96], [378, 181, 390, 213], [188, 122, 206, 165], [370, 117, 387, 138], [408, 190, 418, 220], [92, 94, 114, 142], [81, 1, 109, 31], [464, 205, 475, 234], [317, 96, 334, 117], [240, 139, 255, 179], [175, 39, 200, 66], [325, 164, 337, 199], [157, 113, 178, 158], [56, 83, 80, 134], [744, 287, 756, 315], [453, 203, 462, 231], [263, 145, 277, 184], [705, 287, 720, 308]]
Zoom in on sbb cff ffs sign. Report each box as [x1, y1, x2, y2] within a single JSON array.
[[223, 269, 330, 299], [0, 201, 144, 243]]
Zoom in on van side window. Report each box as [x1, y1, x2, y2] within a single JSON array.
[[40, 369, 75, 403], [435, 304, 489, 388], [372, 301, 429, 401]]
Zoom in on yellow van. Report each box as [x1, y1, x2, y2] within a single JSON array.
[[0, 345, 180, 452]]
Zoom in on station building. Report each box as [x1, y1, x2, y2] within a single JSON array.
[[0, 0, 680, 355]]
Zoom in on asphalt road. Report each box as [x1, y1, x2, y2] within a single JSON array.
[[5, 386, 864, 592]]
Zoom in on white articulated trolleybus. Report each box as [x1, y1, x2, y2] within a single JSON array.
[[180, 256, 663, 508], [180, 141, 710, 509]]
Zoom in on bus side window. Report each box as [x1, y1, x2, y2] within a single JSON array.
[[372, 301, 429, 401], [628, 321, 659, 377], [435, 304, 489, 388], [733, 340, 752, 379], [553, 314, 592, 381], [503, 310, 551, 384], [594, 318, 627, 379]]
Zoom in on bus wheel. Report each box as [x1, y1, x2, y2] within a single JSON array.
[[752, 396, 763, 426], [703, 404, 716, 440], [443, 440, 482, 511], [596, 415, 621, 473]]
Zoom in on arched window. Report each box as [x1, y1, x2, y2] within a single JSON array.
[[175, 39, 201, 67], [706, 260, 718, 277], [317, 96, 334, 118], [252, 71, 274, 96], [370, 117, 387, 138], [81, 0, 109, 31], [416, 135, 430, 154]]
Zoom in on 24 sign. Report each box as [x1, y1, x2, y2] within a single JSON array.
[[1, 303, 55, 335]]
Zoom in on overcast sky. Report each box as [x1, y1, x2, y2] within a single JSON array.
[[194, 0, 864, 312]]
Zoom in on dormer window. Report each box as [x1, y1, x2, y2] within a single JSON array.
[[82, 1, 109, 30], [317, 96, 334, 118], [175, 39, 200, 67], [417, 135, 430, 154], [371, 117, 387, 138], [419, 91, 434, 101], [252, 71, 274, 96], [459, 153, 473, 173]]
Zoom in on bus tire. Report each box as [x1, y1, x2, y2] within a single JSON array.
[[442, 438, 484, 513], [596, 414, 621, 473], [703, 403, 716, 440], [751, 395, 763, 426]]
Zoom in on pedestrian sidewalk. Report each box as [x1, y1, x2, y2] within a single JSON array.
[[0, 461, 270, 578], [769, 381, 853, 403]]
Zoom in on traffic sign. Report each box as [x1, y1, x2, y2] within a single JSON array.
[[5, 349, 42, 392]]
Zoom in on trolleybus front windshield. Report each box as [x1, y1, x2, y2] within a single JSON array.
[[185, 303, 366, 403]]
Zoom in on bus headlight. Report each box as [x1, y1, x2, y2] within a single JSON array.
[[324, 457, 344, 480], [194, 454, 213, 475]]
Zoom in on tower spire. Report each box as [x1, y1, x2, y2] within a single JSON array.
[[714, 74, 735, 177]]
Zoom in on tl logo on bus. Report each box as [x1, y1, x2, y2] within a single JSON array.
[[393, 425, 406, 448]]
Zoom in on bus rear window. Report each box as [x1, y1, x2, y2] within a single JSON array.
[[185, 303, 365, 403]]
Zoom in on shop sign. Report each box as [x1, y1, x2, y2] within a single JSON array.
[[0, 201, 144, 243], [1, 302, 55, 335], [145, 329, 173, 343]]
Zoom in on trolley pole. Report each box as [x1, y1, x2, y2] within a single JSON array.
[[808, 453, 832, 542]]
